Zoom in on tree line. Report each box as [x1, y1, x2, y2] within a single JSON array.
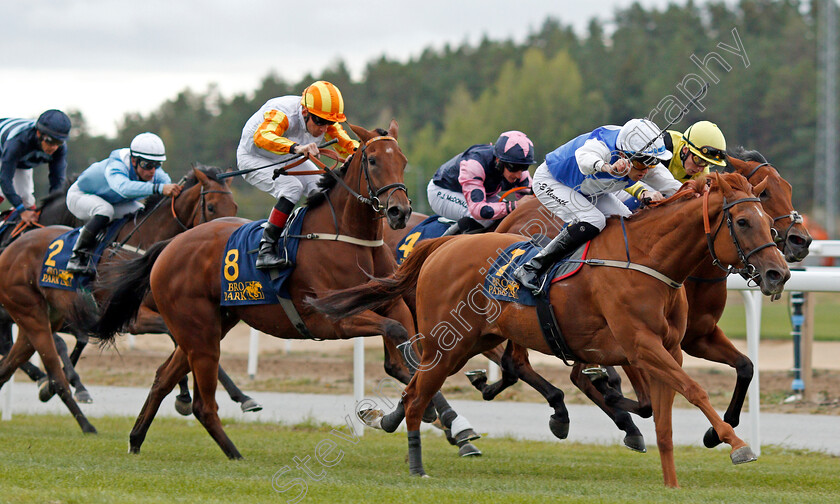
[[47, 0, 836, 220]]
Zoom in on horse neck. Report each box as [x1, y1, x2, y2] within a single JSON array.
[[606, 192, 726, 283], [115, 184, 201, 247], [319, 162, 383, 241]]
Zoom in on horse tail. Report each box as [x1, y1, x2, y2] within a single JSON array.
[[89, 239, 172, 345], [308, 236, 458, 318]]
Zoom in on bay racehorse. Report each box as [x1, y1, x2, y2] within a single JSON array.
[[309, 172, 790, 487], [490, 148, 811, 448], [89, 121, 471, 459], [0, 165, 237, 433]]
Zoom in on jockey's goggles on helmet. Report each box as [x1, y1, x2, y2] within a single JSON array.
[[626, 153, 659, 168], [41, 134, 65, 146], [308, 113, 334, 127], [502, 162, 530, 173], [136, 159, 162, 171], [684, 137, 726, 166]]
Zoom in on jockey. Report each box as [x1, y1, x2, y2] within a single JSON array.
[[513, 118, 677, 293], [65, 132, 181, 273], [622, 120, 727, 208], [0, 109, 72, 226], [427, 131, 534, 236], [236, 80, 358, 269]]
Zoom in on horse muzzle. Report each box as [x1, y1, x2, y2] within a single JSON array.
[[783, 231, 812, 263], [755, 263, 791, 296], [386, 204, 412, 230]]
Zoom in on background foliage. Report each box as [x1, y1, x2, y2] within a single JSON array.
[[20, 0, 838, 220]]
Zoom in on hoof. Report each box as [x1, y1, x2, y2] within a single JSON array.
[[465, 369, 487, 389], [548, 416, 569, 440], [623, 434, 646, 453], [458, 441, 482, 457], [38, 377, 55, 403], [358, 408, 384, 429], [129, 444, 140, 454], [74, 389, 93, 404], [703, 426, 723, 448], [409, 470, 429, 478], [731, 446, 757, 465], [454, 428, 480, 443], [240, 398, 263, 413], [174, 398, 193, 417], [82, 425, 98, 435]]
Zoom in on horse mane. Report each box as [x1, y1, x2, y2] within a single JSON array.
[[142, 163, 224, 215], [305, 128, 389, 209], [724, 146, 768, 173], [624, 172, 752, 224]]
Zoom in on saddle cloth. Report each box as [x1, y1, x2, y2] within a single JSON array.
[[38, 218, 129, 291], [395, 215, 455, 265], [482, 235, 590, 306], [219, 208, 307, 306]]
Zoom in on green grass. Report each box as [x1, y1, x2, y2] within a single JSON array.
[[718, 291, 840, 341], [1, 415, 839, 503]]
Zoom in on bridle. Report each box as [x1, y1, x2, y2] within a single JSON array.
[[321, 135, 410, 214], [743, 161, 803, 254], [172, 186, 233, 230], [702, 183, 777, 281]]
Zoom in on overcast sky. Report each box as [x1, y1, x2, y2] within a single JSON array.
[[2, 0, 690, 137]]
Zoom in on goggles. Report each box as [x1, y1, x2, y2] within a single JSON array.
[[501, 162, 530, 173], [684, 137, 726, 165], [308, 113, 334, 127], [691, 154, 711, 168], [137, 159, 162, 171], [41, 134, 65, 146], [627, 153, 659, 169]]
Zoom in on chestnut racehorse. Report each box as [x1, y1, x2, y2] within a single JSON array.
[[491, 148, 811, 448], [87, 122, 471, 460], [310, 172, 790, 487], [0, 166, 237, 433]]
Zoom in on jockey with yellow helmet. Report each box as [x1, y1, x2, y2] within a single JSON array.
[[237, 81, 358, 269], [623, 120, 727, 206]]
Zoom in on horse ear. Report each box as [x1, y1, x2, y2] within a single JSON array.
[[224, 166, 235, 187], [752, 176, 768, 196], [193, 166, 210, 185], [388, 119, 399, 140], [715, 172, 732, 195], [347, 123, 373, 143]]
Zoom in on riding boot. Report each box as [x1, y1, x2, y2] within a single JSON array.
[[440, 222, 461, 236], [255, 197, 295, 270], [66, 215, 109, 274], [441, 217, 484, 237], [513, 221, 601, 293]]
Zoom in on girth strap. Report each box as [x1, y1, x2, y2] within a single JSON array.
[[535, 295, 579, 366]]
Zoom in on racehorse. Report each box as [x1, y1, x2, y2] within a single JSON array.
[[489, 148, 811, 448], [309, 172, 790, 487], [0, 165, 238, 433], [88, 121, 469, 459]]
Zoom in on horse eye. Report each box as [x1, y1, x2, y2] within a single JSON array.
[[759, 190, 769, 200], [368, 157, 376, 166], [737, 218, 748, 227], [207, 204, 215, 213]]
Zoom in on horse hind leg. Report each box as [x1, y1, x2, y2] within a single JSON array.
[[129, 347, 191, 454], [39, 334, 93, 404]]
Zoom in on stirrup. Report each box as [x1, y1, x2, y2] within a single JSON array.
[[581, 364, 609, 380], [66, 254, 93, 274], [255, 241, 292, 270]]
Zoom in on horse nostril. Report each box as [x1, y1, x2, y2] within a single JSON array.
[[387, 207, 401, 219]]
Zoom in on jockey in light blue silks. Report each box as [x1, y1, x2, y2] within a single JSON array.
[[65, 132, 182, 273]]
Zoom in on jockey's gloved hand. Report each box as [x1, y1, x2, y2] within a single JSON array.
[[639, 190, 664, 204]]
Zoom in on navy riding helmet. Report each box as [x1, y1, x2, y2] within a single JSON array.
[[493, 130, 535, 166], [35, 109, 72, 141]]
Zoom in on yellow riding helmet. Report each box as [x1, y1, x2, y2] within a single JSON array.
[[682, 121, 727, 166], [300, 80, 347, 123]]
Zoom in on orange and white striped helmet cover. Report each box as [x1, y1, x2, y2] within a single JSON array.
[[300, 80, 347, 123]]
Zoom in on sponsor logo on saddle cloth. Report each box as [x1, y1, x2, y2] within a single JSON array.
[[219, 209, 307, 306], [482, 235, 590, 306], [395, 215, 455, 265], [38, 219, 128, 291]]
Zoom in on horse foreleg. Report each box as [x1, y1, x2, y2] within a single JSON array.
[[129, 347, 191, 453], [471, 342, 519, 400], [634, 338, 755, 468], [681, 324, 753, 448], [189, 347, 242, 460], [0, 331, 36, 385], [570, 365, 644, 451], [621, 365, 652, 418], [0, 321, 46, 383]]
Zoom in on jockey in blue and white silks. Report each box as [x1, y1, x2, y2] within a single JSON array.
[[65, 132, 181, 274], [513, 118, 678, 293]]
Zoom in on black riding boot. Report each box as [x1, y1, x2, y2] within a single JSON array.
[[66, 215, 109, 274], [441, 217, 484, 236], [512, 221, 600, 293], [255, 222, 291, 269]]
